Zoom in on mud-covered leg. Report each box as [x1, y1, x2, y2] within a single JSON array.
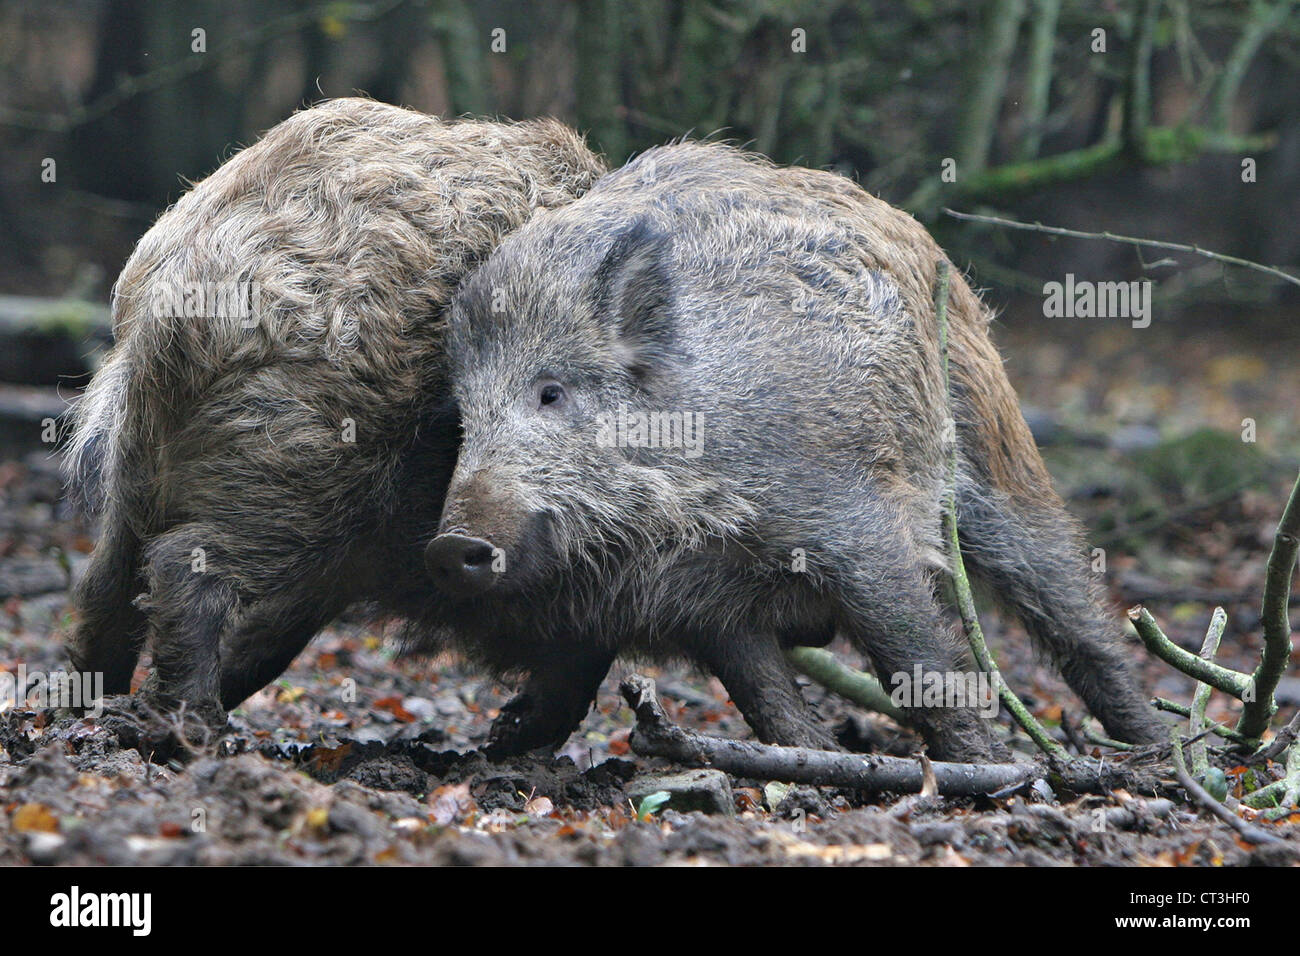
[[67, 511, 147, 696], [699, 633, 839, 750], [484, 645, 616, 758]]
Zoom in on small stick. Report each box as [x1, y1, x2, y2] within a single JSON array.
[[1169, 728, 1280, 844], [1189, 607, 1227, 778], [1250, 708, 1300, 765], [1151, 697, 1254, 747], [620, 675, 1040, 797]]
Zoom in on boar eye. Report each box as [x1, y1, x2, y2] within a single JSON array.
[[537, 381, 567, 409]]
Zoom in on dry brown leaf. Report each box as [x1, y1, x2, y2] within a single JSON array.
[[12, 803, 58, 833]]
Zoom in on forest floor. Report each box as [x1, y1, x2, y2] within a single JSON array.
[[0, 315, 1298, 866]]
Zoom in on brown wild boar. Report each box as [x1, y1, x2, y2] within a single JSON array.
[[64, 98, 606, 727]]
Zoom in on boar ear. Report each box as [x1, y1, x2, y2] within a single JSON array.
[[591, 219, 676, 382]]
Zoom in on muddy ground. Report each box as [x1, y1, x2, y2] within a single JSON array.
[[1, 318, 1298, 867]]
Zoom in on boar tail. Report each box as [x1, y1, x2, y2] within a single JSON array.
[[64, 346, 152, 692], [63, 348, 132, 516]]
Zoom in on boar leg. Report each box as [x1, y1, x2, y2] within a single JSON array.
[[67, 504, 148, 696], [698, 634, 840, 750], [134, 525, 235, 722], [955, 486, 1166, 745], [484, 646, 616, 758], [851, 603, 1004, 763], [218, 598, 334, 710], [833, 506, 1008, 763]]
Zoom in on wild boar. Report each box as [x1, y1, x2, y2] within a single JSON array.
[[64, 97, 606, 726], [425, 142, 1165, 761]]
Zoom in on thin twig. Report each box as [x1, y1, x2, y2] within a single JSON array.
[[1190, 607, 1227, 777], [1152, 697, 1255, 747], [1251, 708, 1300, 765], [943, 208, 1300, 292], [1169, 728, 1281, 844]]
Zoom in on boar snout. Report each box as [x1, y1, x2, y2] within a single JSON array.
[[425, 533, 499, 598]]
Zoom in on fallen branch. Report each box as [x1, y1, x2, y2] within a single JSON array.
[[619, 675, 1039, 797]]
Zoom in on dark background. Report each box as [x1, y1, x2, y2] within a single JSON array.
[[2, 0, 1297, 304]]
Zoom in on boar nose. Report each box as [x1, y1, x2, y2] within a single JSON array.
[[425, 533, 498, 597]]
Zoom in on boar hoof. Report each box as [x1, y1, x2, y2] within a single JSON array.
[[483, 693, 571, 760]]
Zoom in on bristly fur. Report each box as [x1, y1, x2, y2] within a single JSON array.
[[434, 141, 1167, 760], [63, 97, 607, 712]]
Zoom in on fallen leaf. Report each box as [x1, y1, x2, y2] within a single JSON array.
[[12, 803, 58, 833], [305, 807, 329, 830], [307, 742, 352, 776], [374, 696, 415, 722], [277, 685, 306, 704]]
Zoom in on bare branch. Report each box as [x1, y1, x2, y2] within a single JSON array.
[[1238, 468, 1300, 739], [943, 207, 1300, 292], [620, 674, 1039, 796]]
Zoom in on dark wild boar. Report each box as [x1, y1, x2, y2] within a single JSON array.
[[425, 142, 1166, 762]]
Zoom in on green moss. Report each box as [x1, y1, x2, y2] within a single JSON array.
[[32, 300, 103, 338], [1131, 427, 1269, 501]]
